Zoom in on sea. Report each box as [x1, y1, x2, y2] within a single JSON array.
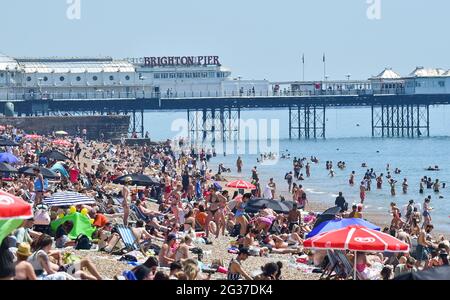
[[143, 106, 450, 233]]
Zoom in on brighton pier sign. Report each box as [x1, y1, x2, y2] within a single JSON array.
[[127, 56, 221, 67]]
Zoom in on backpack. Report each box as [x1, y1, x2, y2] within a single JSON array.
[[229, 224, 241, 237], [75, 234, 92, 250]]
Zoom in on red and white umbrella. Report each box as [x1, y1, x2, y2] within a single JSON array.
[[52, 139, 73, 147], [25, 134, 42, 140], [225, 180, 256, 190], [0, 190, 33, 220], [304, 225, 409, 252], [304, 225, 409, 280]]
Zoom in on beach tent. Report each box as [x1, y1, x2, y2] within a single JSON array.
[[43, 191, 95, 207], [50, 212, 96, 240], [306, 218, 380, 239], [50, 162, 69, 178], [0, 152, 20, 164], [245, 198, 291, 214], [0, 190, 33, 244], [394, 266, 450, 280], [304, 225, 409, 280]]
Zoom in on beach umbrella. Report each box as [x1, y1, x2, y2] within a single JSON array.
[[0, 190, 33, 243], [0, 152, 20, 164], [43, 191, 96, 207], [225, 180, 256, 190], [0, 139, 19, 147], [394, 266, 450, 280], [50, 162, 69, 178], [52, 139, 73, 147], [0, 162, 18, 173], [313, 206, 342, 229], [0, 190, 33, 220], [245, 198, 291, 214], [212, 181, 223, 191], [113, 173, 160, 186], [55, 131, 68, 136], [41, 150, 70, 161], [19, 166, 59, 179], [303, 225, 409, 280], [24, 134, 42, 140], [306, 218, 381, 239]]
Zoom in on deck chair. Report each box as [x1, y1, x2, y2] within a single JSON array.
[[109, 224, 144, 254], [335, 250, 364, 280], [131, 204, 150, 222], [321, 250, 343, 280]]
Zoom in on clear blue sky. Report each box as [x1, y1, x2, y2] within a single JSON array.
[[1, 0, 449, 81]]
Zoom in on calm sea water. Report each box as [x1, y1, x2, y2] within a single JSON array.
[[143, 106, 450, 233]]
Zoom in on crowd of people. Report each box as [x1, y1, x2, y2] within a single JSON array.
[[0, 124, 449, 281]]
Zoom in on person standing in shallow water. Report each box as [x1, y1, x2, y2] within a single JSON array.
[[402, 178, 408, 194], [236, 156, 243, 173], [389, 179, 397, 196], [349, 171, 355, 186], [376, 173, 383, 189], [359, 181, 366, 203]]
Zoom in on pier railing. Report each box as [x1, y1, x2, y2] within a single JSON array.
[[0, 88, 406, 102], [159, 88, 405, 99]]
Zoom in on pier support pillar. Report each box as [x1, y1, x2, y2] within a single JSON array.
[[289, 104, 326, 140], [188, 107, 240, 145], [372, 104, 429, 138]]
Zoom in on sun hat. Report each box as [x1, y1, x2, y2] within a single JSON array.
[[16, 242, 32, 257]]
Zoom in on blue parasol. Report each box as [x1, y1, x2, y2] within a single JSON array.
[[0, 152, 20, 164], [306, 218, 380, 239]]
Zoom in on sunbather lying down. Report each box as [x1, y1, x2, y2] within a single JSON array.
[[262, 234, 304, 254]]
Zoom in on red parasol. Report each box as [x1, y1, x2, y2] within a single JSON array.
[[25, 134, 42, 140], [304, 225, 409, 252], [0, 190, 33, 220], [225, 180, 256, 190], [52, 139, 73, 147], [303, 225, 409, 280]]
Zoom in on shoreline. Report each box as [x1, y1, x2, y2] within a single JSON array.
[[215, 164, 449, 237]]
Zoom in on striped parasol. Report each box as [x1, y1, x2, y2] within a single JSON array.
[[43, 191, 96, 207]]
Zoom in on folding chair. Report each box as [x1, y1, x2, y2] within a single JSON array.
[[131, 204, 150, 222], [320, 250, 343, 280], [335, 250, 364, 280], [109, 224, 144, 254]]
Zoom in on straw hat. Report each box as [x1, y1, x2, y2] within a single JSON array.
[[16, 242, 32, 257]]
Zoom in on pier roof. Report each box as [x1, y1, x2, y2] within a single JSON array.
[[0, 53, 19, 71], [16, 59, 135, 74], [371, 68, 401, 80]]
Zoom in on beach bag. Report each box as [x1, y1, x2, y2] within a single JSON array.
[[229, 224, 241, 237], [34, 205, 51, 226], [74, 234, 92, 250]]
